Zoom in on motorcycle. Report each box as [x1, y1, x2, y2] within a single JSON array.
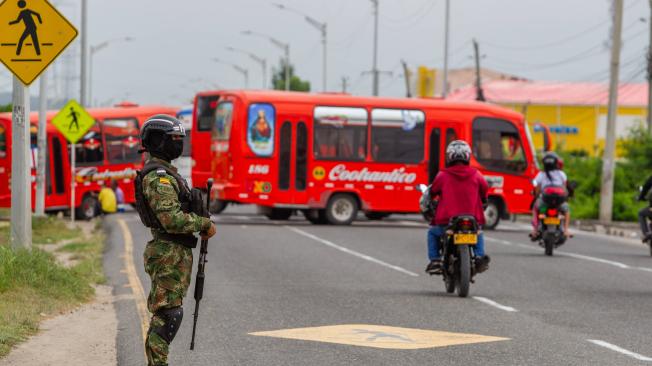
[[441, 215, 480, 297], [417, 185, 479, 298], [636, 185, 652, 256], [535, 186, 568, 256]]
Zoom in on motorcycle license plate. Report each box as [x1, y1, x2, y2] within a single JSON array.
[[454, 234, 477, 245], [543, 217, 561, 225]]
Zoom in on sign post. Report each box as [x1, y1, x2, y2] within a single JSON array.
[[51, 99, 95, 222], [35, 70, 47, 217], [10, 76, 31, 250], [0, 0, 78, 248]]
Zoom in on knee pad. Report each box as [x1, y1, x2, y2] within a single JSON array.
[[151, 306, 183, 344]]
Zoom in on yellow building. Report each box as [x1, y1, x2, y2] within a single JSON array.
[[448, 80, 648, 155]]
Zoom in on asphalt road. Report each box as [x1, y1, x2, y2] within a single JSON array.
[[104, 207, 652, 365]]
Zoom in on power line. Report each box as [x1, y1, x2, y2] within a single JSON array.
[[482, 0, 644, 51]]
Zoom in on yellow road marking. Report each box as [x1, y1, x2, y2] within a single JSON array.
[[250, 324, 509, 350], [117, 218, 150, 345]]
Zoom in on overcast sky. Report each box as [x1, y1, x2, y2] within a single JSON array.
[[0, 0, 649, 106]]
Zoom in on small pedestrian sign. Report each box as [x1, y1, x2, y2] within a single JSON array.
[[51, 100, 95, 144], [0, 0, 78, 86]]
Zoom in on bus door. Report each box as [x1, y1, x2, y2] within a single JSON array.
[[46, 134, 69, 209], [276, 116, 309, 205]]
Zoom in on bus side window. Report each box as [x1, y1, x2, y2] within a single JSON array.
[[371, 109, 425, 164], [472, 117, 527, 174], [0, 123, 6, 158], [75, 125, 104, 166], [104, 118, 140, 164], [198, 96, 220, 132], [313, 106, 368, 161]]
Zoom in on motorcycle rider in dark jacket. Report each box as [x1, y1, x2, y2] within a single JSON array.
[[638, 175, 652, 243]]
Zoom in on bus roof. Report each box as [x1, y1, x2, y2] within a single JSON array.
[[195, 89, 523, 121], [0, 104, 178, 125]]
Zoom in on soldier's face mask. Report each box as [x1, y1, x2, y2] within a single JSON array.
[[163, 135, 184, 161]]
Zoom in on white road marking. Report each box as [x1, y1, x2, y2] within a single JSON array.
[[587, 339, 652, 362], [473, 296, 518, 312], [488, 237, 652, 273], [285, 226, 419, 277], [117, 219, 150, 347], [396, 220, 426, 227]]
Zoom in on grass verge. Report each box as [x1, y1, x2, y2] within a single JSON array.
[[0, 216, 105, 357]]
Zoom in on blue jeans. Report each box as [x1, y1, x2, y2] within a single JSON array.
[[427, 225, 485, 260]]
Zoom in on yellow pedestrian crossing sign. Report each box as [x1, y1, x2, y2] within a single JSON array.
[[0, 0, 78, 86], [52, 100, 95, 144]]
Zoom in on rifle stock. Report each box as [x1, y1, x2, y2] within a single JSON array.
[[190, 179, 213, 350]]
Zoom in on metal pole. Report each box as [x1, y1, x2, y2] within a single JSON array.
[[262, 59, 267, 89], [80, 0, 88, 106], [10, 76, 32, 250], [245, 70, 249, 89], [35, 72, 48, 217], [89, 50, 93, 107], [473, 39, 485, 102], [322, 25, 327, 92], [285, 46, 290, 91], [401, 60, 411, 98], [70, 143, 76, 222], [599, 0, 624, 223], [442, 0, 450, 97], [647, 0, 652, 134], [371, 0, 379, 96]]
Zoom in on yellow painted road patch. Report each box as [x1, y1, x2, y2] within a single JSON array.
[[249, 324, 509, 350]]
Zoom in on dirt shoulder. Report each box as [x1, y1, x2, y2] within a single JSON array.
[[0, 285, 117, 366]]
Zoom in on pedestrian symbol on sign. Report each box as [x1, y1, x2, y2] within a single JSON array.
[[8, 1, 43, 57], [67, 106, 80, 132]]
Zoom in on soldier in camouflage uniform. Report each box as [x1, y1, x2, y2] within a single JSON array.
[[136, 115, 217, 366]]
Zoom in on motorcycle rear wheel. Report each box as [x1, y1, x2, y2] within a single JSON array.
[[456, 245, 471, 298], [444, 273, 455, 293], [543, 232, 555, 256]]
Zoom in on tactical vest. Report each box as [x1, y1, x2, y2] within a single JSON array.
[[134, 161, 208, 248]]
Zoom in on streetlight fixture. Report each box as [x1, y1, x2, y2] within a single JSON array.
[[226, 46, 267, 89], [241, 30, 290, 91], [272, 3, 327, 91], [89, 36, 133, 106], [212, 58, 249, 88]]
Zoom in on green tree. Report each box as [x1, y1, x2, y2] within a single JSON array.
[[0, 104, 11, 112], [271, 59, 310, 92]]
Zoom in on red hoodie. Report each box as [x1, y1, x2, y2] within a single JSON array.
[[430, 164, 488, 226]]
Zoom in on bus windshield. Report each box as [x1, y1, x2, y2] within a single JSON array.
[[104, 118, 140, 164]]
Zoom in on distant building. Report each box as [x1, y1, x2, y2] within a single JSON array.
[[447, 79, 649, 155], [435, 67, 528, 96]]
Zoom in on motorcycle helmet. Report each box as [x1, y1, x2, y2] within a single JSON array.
[[446, 140, 472, 165], [542, 151, 560, 172]]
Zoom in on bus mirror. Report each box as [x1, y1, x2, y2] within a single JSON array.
[[417, 184, 428, 193]]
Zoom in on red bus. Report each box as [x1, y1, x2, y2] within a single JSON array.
[[0, 104, 178, 219], [195, 90, 538, 227]]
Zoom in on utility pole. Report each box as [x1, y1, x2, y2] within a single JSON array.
[[10, 77, 31, 250], [80, 0, 88, 106], [473, 39, 485, 102], [599, 0, 624, 223], [401, 60, 412, 98], [442, 0, 450, 97], [341, 77, 349, 93], [647, 0, 652, 134], [35, 72, 48, 217], [370, 0, 379, 96]]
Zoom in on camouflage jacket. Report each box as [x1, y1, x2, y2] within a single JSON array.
[[143, 157, 211, 235]]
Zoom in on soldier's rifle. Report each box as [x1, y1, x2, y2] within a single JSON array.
[[190, 178, 213, 350]]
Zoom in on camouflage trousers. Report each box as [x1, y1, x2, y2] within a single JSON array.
[[143, 239, 193, 366]]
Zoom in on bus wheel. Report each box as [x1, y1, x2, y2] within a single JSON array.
[[209, 199, 228, 215], [365, 212, 390, 220], [484, 199, 501, 230], [265, 208, 293, 221], [303, 210, 328, 225], [77, 195, 99, 220], [325, 194, 358, 225]]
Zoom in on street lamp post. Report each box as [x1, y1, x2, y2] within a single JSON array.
[[241, 30, 290, 91], [226, 46, 267, 89], [213, 58, 249, 88], [272, 3, 327, 91], [89, 37, 132, 106]]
